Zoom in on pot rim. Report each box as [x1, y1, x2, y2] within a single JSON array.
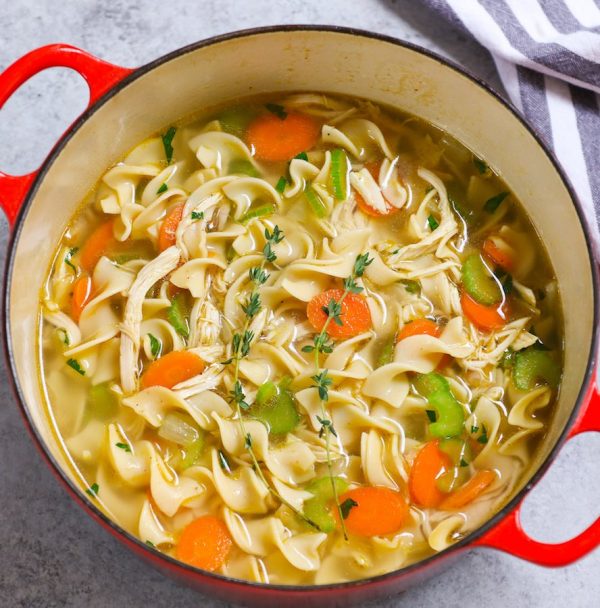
[[3, 24, 599, 593]]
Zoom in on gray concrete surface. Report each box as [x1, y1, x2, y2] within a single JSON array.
[[0, 1, 598, 606]]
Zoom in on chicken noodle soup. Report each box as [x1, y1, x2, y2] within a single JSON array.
[[41, 93, 563, 585]]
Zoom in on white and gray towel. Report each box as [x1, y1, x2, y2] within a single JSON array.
[[421, 0, 600, 236]]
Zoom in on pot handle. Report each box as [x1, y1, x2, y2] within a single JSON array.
[[0, 44, 133, 226], [474, 378, 600, 566]]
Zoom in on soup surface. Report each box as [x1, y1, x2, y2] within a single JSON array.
[[40, 93, 563, 585]]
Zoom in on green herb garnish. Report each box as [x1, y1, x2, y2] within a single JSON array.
[[473, 158, 488, 174], [295, 151, 309, 161], [64, 247, 78, 271], [218, 450, 231, 472], [66, 358, 85, 376], [167, 293, 190, 338], [340, 498, 358, 520], [265, 103, 287, 120], [156, 183, 168, 194], [425, 409, 437, 423], [86, 483, 99, 497], [275, 176, 287, 194], [145, 540, 155, 548], [484, 191, 509, 214], [116, 442, 131, 453], [477, 425, 489, 444], [191, 211, 204, 221], [148, 333, 162, 359], [427, 215, 439, 231], [161, 127, 177, 164]]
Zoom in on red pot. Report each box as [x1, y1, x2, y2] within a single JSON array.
[[0, 27, 598, 607]]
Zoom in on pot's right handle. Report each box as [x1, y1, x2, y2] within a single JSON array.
[[474, 377, 600, 566], [0, 44, 133, 226]]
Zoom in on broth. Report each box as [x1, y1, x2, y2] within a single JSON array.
[[40, 93, 562, 585]]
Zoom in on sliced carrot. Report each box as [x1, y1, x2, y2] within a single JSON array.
[[335, 486, 409, 537], [409, 440, 452, 508], [307, 288, 372, 339], [246, 111, 320, 162], [461, 291, 507, 332], [439, 470, 497, 510], [141, 351, 205, 389], [176, 516, 232, 572], [158, 203, 184, 252], [483, 238, 513, 271], [80, 219, 117, 273], [71, 275, 93, 322], [397, 318, 442, 342]]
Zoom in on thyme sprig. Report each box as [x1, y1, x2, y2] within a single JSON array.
[[308, 252, 373, 540], [227, 226, 320, 530]]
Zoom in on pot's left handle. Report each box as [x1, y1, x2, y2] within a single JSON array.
[[474, 377, 600, 566], [0, 44, 133, 226]]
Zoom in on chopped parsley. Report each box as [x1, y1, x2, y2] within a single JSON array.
[[116, 442, 131, 453], [66, 358, 85, 376], [427, 215, 439, 231], [145, 540, 156, 548], [191, 211, 204, 221], [161, 126, 177, 164], [477, 424, 489, 444], [64, 247, 78, 271], [58, 328, 70, 346], [148, 333, 162, 359], [473, 158, 488, 174], [471, 425, 479, 434], [265, 103, 287, 120], [86, 483, 99, 497], [275, 176, 287, 193], [156, 182, 168, 194], [294, 151, 308, 161], [425, 409, 437, 423], [218, 449, 231, 472], [483, 191, 509, 214], [459, 458, 469, 468], [340, 498, 358, 520]]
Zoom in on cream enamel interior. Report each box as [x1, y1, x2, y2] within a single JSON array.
[[9, 30, 594, 547]]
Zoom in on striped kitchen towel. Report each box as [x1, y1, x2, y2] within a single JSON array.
[[421, 0, 600, 238]]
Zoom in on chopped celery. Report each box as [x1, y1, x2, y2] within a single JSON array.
[[439, 437, 472, 466], [112, 240, 154, 264], [167, 293, 190, 339], [302, 476, 350, 533], [306, 476, 349, 501], [217, 107, 256, 137], [158, 412, 200, 446], [513, 347, 560, 390], [461, 254, 502, 306], [303, 497, 337, 533], [375, 335, 396, 368], [330, 148, 349, 200], [239, 203, 275, 224], [87, 382, 119, 420], [251, 380, 300, 435], [436, 466, 469, 493], [179, 436, 205, 469], [414, 373, 465, 438], [305, 186, 327, 218], [228, 159, 260, 178]]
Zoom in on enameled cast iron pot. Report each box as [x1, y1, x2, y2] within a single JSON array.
[[0, 26, 599, 607]]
